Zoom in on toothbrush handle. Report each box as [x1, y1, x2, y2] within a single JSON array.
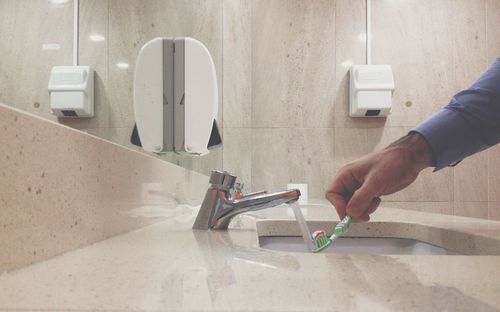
[[332, 216, 352, 237]]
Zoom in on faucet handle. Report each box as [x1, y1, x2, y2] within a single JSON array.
[[234, 182, 244, 193], [231, 182, 245, 199], [209, 170, 236, 191]]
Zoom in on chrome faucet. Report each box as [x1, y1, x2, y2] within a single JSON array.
[[193, 170, 301, 230]]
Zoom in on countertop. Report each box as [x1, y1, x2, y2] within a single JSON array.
[[1, 201, 499, 311]]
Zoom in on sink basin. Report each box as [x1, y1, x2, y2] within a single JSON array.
[[259, 236, 461, 255], [255, 219, 500, 255]]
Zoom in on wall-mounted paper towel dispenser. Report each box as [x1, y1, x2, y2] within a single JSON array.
[[131, 37, 221, 156]]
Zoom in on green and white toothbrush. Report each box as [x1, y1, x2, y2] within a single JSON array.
[[288, 201, 353, 253], [312, 216, 353, 253]]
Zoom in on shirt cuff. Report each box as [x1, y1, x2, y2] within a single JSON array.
[[411, 108, 471, 170]]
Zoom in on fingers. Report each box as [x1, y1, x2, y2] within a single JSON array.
[[352, 197, 381, 222], [366, 197, 381, 215], [345, 179, 378, 219], [326, 164, 382, 222], [325, 168, 361, 219], [325, 192, 348, 219], [356, 213, 370, 222]]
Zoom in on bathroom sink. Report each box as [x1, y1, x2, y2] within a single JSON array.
[[259, 236, 461, 255], [255, 219, 500, 255]]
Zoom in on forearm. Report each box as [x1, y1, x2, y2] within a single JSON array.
[[412, 58, 500, 170], [385, 132, 433, 171]]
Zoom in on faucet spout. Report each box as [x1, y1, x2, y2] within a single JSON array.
[[212, 189, 300, 230], [192, 171, 301, 231]]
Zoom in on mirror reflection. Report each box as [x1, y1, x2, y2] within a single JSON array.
[[0, 0, 223, 175]]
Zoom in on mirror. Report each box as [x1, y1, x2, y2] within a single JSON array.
[[0, 0, 223, 176]]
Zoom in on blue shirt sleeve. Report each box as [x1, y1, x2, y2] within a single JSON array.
[[412, 58, 500, 170]]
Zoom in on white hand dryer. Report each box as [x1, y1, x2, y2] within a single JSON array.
[[48, 66, 94, 118], [349, 64, 394, 117]]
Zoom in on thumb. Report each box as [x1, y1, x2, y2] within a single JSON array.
[[345, 179, 378, 219]]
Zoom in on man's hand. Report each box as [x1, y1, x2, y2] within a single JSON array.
[[325, 132, 434, 222]]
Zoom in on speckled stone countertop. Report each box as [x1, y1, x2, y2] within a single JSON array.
[[0, 201, 499, 311]]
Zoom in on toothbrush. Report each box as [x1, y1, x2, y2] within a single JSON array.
[[289, 201, 353, 253], [289, 202, 334, 253], [329, 215, 352, 242], [312, 230, 332, 252], [312, 216, 352, 253]]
